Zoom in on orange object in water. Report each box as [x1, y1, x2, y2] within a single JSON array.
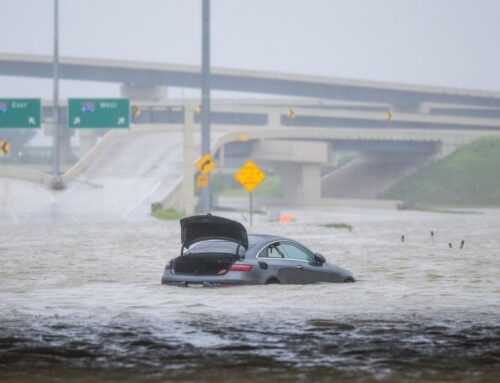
[[278, 214, 294, 223]]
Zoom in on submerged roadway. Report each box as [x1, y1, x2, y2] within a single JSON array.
[[0, 127, 185, 225]]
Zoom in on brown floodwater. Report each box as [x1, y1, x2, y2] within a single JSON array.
[[0, 207, 499, 382]]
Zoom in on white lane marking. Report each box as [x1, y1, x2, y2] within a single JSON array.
[[122, 180, 162, 222]]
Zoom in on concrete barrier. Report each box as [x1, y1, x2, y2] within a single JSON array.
[[0, 165, 52, 184]]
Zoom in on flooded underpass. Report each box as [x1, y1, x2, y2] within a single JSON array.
[[1, 207, 499, 382]]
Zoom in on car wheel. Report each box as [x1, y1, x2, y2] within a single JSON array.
[[343, 277, 355, 283], [265, 278, 280, 285]]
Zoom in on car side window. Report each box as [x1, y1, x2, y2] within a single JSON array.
[[260, 243, 286, 258], [281, 243, 315, 262], [268, 244, 286, 258]]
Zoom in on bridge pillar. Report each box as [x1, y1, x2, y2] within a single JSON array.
[[120, 84, 168, 102], [251, 139, 326, 205], [267, 112, 281, 127], [297, 163, 322, 204], [79, 129, 99, 158], [182, 105, 195, 216], [272, 162, 321, 205]]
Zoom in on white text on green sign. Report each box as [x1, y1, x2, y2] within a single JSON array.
[[0, 98, 41, 128], [68, 98, 130, 128]]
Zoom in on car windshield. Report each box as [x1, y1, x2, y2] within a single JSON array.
[[185, 240, 245, 256]]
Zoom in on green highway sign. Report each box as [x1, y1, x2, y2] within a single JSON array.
[[68, 98, 130, 128], [0, 98, 41, 128]]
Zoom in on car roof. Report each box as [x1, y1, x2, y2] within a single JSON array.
[[248, 234, 285, 248]]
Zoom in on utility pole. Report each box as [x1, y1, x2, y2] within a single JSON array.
[[200, 0, 211, 213], [52, 0, 60, 178]]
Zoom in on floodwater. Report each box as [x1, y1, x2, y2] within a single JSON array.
[[1, 207, 499, 382]]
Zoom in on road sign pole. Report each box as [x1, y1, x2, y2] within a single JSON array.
[[249, 191, 253, 227], [200, 0, 211, 213], [52, 0, 60, 176], [183, 105, 195, 216]]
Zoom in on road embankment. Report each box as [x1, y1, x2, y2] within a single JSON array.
[[384, 137, 500, 207]]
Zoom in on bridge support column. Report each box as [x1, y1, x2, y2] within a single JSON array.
[[274, 162, 321, 205], [182, 105, 195, 216], [297, 163, 321, 204], [267, 112, 281, 127], [78, 129, 99, 158]]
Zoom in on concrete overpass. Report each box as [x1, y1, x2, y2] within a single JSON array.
[[159, 115, 500, 211], [2, 53, 500, 114], [3, 99, 500, 211], [3, 53, 500, 212]]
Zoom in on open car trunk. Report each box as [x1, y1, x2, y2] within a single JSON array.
[[173, 215, 248, 276], [180, 215, 248, 249], [173, 253, 238, 276]]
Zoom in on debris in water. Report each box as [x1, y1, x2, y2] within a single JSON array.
[[279, 214, 294, 224]]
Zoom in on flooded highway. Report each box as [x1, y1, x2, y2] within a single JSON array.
[[1, 207, 499, 382]]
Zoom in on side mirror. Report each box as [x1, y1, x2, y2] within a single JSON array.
[[314, 253, 326, 264]]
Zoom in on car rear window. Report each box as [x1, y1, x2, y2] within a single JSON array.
[[185, 240, 245, 256]]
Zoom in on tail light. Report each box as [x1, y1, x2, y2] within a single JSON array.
[[229, 264, 253, 272], [164, 262, 171, 270]]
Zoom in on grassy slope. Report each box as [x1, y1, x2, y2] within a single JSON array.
[[384, 137, 500, 207]]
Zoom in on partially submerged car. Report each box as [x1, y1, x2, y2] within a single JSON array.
[[161, 214, 355, 287]]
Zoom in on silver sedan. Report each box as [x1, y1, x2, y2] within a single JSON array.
[[161, 215, 355, 287]]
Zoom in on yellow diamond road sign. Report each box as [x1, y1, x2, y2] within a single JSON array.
[[195, 153, 216, 175], [235, 160, 266, 193], [196, 174, 208, 188], [0, 140, 11, 155]]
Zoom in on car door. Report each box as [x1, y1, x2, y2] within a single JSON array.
[[257, 243, 292, 283], [279, 242, 331, 283]]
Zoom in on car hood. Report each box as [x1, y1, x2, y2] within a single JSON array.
[[180, 215, 249, 249]]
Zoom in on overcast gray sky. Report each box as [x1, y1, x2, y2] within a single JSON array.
[[1, 0, 499, 98]]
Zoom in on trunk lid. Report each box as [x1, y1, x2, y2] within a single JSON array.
[[180, 214, 249, 249]]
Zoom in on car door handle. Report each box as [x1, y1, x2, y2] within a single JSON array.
[[296, 265, 304, 270]]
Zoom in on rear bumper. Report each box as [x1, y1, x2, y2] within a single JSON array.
[[162, 280, 247, 287], [161, 270, 262, 286]]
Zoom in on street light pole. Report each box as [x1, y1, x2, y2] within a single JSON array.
[[200, 0, 211, 213], [52, 0, 60, 177]]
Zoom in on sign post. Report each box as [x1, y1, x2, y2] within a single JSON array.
[[0, 99, 41, 128], [200, 0, 212, 213], [53, 0, 60, 176], [235, 160, 266, 226], [249, 190, 254, 226], [68, 98, 130, 128]]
